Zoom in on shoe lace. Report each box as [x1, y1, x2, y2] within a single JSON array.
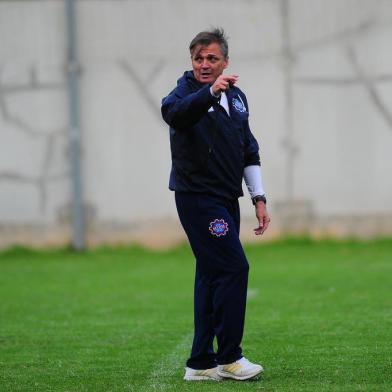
[[237, 357, 251, 366]]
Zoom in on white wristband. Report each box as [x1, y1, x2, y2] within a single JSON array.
[[243, 165, 266, 199]]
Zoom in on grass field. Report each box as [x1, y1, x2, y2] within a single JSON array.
[[0, 238, 392, 392]]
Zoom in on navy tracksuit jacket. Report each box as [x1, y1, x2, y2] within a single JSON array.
[[161, 71, 261, 368]]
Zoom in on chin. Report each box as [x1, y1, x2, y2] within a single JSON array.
[[204, 78, 215, 84], [197, 75, 214, 84]]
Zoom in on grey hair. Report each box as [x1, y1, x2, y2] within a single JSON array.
[[189, 27, 229, 58]]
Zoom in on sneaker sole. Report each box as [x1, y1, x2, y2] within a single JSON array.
[[217, 368, 263, 381], [184, 375, 222, 381]]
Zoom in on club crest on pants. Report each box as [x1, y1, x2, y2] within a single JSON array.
[[209, 219, 229, 237]]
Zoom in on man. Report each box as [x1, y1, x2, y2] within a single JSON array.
[[161, 28, 270, 381]]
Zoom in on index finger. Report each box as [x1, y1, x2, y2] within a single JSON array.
[[225, 74, 239, 81]]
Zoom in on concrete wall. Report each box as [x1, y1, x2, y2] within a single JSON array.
[[1, 0, 392, 248]]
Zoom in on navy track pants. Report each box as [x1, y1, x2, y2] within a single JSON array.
[[175, 192, 249, 369]]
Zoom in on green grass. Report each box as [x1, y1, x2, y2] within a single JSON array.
[[0, 239, 392, 391]]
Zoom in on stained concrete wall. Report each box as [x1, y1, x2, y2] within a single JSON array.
[[1, 0, 392, 248]]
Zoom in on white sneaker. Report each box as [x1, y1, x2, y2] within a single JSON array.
[[217, 357, 264, 380], [184, 366, 222, 381]]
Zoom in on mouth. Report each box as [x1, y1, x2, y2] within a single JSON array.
[[200, 71, 212, 79]]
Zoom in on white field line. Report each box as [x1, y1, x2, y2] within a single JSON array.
[[247, 288, 259, 300], [143, 332, 192, 391], [142, 290, 258, 390]]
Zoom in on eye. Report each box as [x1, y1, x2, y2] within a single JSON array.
[[207, 55, 219, 63]]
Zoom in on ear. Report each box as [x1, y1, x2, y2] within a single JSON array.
[[224, 56, 229, 69]]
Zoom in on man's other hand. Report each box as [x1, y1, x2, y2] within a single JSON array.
[[254, 202, 270, 236]]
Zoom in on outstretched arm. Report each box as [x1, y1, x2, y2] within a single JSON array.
[[161, 74, 239, 129], [161, 84, 216, 129]]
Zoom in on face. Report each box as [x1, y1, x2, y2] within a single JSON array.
[[191, 43, 228, 84]]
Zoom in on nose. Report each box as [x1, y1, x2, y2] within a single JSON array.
[[201, 58, 209, 68]]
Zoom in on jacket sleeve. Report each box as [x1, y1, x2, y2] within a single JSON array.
[[241, 93, 261, 167], [161, 84, 217, 129], [244, 123, 261, 167]]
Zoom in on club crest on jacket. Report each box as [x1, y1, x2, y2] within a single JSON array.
[[232, 97, 246, 113]]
